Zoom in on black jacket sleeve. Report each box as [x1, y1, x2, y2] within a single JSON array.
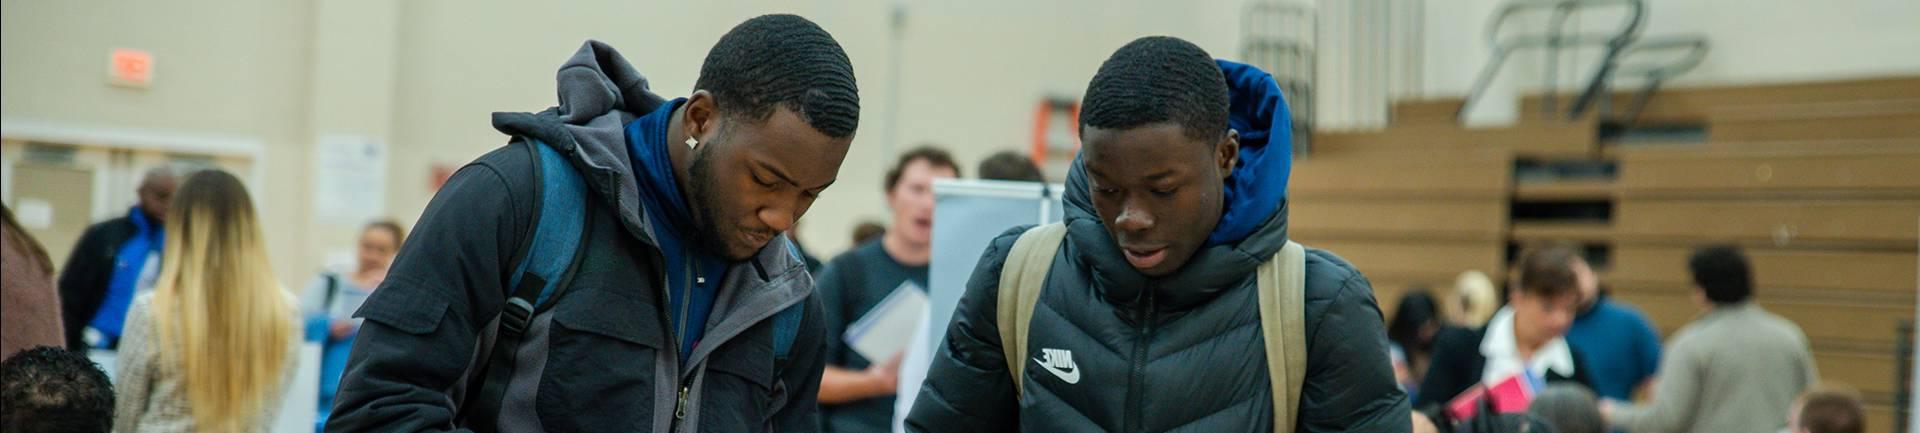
[[326, 148, 532, 433], [769, 294, 829, 433], [58, 220, 122, 350], [1412, 326, 1484, 411], [1299, 272, 1412, 432], [904, 227, 1029, 433]]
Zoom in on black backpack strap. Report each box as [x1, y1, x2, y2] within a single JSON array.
[[460, 138, 593, 433], [322, 272, 340, 313]]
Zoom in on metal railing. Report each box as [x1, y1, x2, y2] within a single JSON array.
[[1600, 35, 1710, 123], [1899, 320, 1913, 433], [1241, 1, 1315, 148], [1458, 0, 1646, 122]]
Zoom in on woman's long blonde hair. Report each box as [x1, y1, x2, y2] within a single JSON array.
[[147, 169, 294, 432]]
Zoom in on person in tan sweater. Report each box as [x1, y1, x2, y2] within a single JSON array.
[[1602, 245, 1819, 433], [1, 204, 63, 358], [112, 170, 301, 433]]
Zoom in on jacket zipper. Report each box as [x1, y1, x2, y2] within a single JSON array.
[[675, 247, 695, 357], [1123, 289, 1156, 433], [670, 246, 696, 431]]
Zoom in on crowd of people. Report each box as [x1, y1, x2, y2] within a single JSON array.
[[0, 12, 1883, 433]]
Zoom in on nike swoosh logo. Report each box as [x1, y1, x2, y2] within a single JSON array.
[[1034, 349, 1081, 384], [1038, 361, 1080, 384]]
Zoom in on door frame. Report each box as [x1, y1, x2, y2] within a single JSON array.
[[1, 117, 268, 220]]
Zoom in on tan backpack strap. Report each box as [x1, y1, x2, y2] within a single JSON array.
[[996, 223, 1068, 397], [1257, 241, 1310, 433]]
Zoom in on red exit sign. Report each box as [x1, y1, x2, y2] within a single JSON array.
[[108, 48, 153, 88]]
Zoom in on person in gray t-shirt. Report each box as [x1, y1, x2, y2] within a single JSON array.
[[816, 146, 958, 433]]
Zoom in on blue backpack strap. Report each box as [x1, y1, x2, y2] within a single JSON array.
[[504, 138, 589, 309], [462, 138, 592, 433], [770, 238, 808, 359], [771, 303, 805, 360]]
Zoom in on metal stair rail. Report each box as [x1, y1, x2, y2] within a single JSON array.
[[1596, 35, 1710, 124], [1241, 1, 1316, 152], [1457, 0, 1646, 122]]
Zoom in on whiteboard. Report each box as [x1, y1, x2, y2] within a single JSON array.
[[894, 178, 1064, 432]]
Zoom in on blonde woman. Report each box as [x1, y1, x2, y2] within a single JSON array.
[[113, 169, 302, 433]]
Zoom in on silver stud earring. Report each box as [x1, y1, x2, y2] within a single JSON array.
[[685, 137, 699, 149]]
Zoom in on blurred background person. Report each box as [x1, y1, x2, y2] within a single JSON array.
[[851, 220, 887, 249], [1527, 384, 1605, 433], [975, 150, 1045, 182], [2, 204, 64, 358], [1560, 245, 1662, 402], [59, 165, 186, 350], [1417, 244, 1593, 414], [1603, 245, 1818, 433], [112, 170, 303, 433], [818, 145, 961, 433], [1387, 289, 1443, 397], [299, 220, 404, 429], [1789, 384, 1866, 433], [1, 346, 115, 433], [1446, 270, 1500, 329]]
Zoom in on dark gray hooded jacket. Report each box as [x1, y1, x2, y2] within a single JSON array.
[[326, 41, 825, 433]]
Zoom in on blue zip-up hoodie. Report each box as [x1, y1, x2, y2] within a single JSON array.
[[87, 206, 165, 346]]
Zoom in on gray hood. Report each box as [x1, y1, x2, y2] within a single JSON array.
[[492, 40, 666, 246]]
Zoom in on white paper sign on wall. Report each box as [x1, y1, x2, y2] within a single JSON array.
[[313, 134, 388, 226]]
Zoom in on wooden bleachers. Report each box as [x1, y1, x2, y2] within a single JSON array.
[[1389, 98, 1465, 126], [1710, 100, 1920, 142], [1291, 152, 1514, 319], [1617, 147, 1920, 197], [1301, 75, 1918, 433], [1520, 76, 1920, 124], [1314, 120, 1598, 158]]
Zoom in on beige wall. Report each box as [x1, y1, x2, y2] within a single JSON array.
[[16, 0, 1911, 281], [381, 0, 1246, 258], [1422, 0, 1920, 115], [2, 0, 1244, 285], [2, 0, 315, 287]]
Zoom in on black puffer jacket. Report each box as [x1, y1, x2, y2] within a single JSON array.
[[906, 166, 1410, 432]]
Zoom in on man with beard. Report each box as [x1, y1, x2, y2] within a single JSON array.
[[327, 14, 859, 433]]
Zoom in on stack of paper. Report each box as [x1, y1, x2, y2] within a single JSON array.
[[844, 281, 929, 362]]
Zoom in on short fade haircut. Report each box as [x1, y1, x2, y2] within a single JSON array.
[[1, 347, 114, 433], [851, 220, 886, 246], [695, 14, 860, 138], [1528, 384, 1604, 433], [1688, 245, 1753, 304], [977, 151, 1046, 182], [884, 145, 961, 192], [1797, 385, 1865, 433], [1080, 36, 1230, 142], [1516, 243, 1582, 299]]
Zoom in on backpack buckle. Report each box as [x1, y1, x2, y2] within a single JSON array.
[[500, 298, 534, 336]]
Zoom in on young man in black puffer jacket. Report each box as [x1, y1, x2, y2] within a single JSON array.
[[907, 36, 1409, 433]]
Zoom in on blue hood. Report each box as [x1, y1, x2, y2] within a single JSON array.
[[1208, 59, 1292, 246]]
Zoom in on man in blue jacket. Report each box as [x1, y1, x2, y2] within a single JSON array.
[[328, 15, 857, 432], [60, 165, 183, 350], [907, 36, 1409, 432]]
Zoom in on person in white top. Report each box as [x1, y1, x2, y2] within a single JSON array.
[[299, 220, 405, 428], [112, 169, 302, 433], [1413, 243, 1595, 419]]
